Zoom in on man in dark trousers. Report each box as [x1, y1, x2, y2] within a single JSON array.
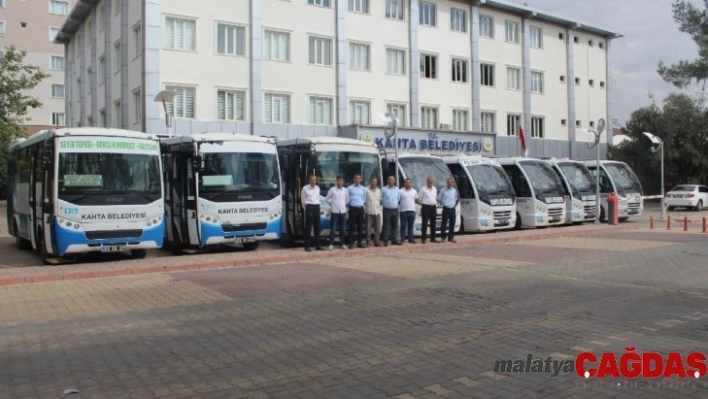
[[347, 173, 367, 248], [438, 177, 459, 243], [417, 176, 439, 244], [301, 175, 323, 251]]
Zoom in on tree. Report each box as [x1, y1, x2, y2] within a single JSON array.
[[0, 46, 50, 198], [609, 93, 708, 194], [658, 0, 708, 89]]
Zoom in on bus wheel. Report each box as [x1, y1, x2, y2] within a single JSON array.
[[514, 213, 522, 230], [14, 222, 31, 250], [243, 242, 260, 251], [131, 249, 147, 259]]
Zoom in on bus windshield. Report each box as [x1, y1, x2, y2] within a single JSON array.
[[605, 163, 642, 192], [520, 161, 564, 196], [199, 151, 280, 195], [466, 164, 514, 197], [58, 152, 161, 201], [315, 151, 381, 191], [398, 157, 452, 191], [559, 163, 596, 195]]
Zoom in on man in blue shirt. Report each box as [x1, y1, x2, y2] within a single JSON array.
[[381, 175, 402, 246], [347, 174, 367, 248], [438, 177, 459, 243]]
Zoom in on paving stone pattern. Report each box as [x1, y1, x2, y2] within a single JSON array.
[[2, 230, 708, 398]]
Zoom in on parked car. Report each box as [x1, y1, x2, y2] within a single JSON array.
[[665, 185, 708, 211]]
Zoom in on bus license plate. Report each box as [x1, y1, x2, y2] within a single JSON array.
[[234, 237, 255, 244], [495, 219, 509, 226], [101, 245, 127, 253], [550, 216, 561, 222]]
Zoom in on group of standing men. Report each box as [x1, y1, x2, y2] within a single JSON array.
[[300, 174, 459, 252]]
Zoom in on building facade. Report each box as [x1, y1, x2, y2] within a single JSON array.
[[56, 0, 620, 159], [0, 0, 73, 131]]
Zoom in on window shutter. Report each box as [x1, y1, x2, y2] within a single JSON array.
[[308, 37, 315, 64], [324, 99, 332, 124], [185, 20, 195, 51], [265, 94, 272, 122], [217, 24, 225, 53], [236, 27, 245, 55], [264, 31, 272, 58], [185, 88, 195, 118], [164, 19, 174, 49], [280, 34, 289, 60], [309, 97, 316, 123], [174, 19, 183, 49], [281, 96, 289, 122], [235, 92, 245, 120], [217, 91, 225, 119]]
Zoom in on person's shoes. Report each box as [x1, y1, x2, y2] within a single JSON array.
[[449, 238, 457, 243], [341, 245, 348, 250], [421, 240, 426, 244], [316, 247, 325, 251], [358, 243, 366, 248], [328, 245, 334, 251], [384, 241, 389, 247], [305, 247, 312, 252], [432, 239, 440, 244], [408, 240, 416, 244], [394, 241, 403, 246], [375, 242, 383, 247]]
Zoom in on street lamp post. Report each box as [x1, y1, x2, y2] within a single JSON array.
[[582, 120, 604, 224], [154, 90, 176, 136], [380, 112, 400, 242], [643, 132, 665, 221]]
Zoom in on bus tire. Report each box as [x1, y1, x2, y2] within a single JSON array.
[[514, 213, 522, 230], [131, 249, 147, 259], [243, 242, 260, 251], [14, 222, 31, 250]]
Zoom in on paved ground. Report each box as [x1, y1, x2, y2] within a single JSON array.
[[2, 226, 708, 398]]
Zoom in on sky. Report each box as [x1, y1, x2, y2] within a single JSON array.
[[509, 0, 702, 127]]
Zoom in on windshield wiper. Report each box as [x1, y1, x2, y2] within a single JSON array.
[[123, 190, 160, 202]]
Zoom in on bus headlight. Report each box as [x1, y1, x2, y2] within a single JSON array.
[[269, 210, 281, 220]]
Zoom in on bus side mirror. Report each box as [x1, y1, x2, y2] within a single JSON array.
[[191, 155, 202, 173], [42, 154, 52, 171]]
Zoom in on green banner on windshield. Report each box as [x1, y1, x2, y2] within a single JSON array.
[[59, 137, 159, 153]]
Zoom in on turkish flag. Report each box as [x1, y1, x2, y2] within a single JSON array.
[[518, 126, 528, 157]]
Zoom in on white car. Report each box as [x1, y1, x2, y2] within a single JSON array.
[[665, 185, 708, 211]]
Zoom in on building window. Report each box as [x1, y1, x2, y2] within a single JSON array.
[[99, 55, 106, 82], [217, 24, 246, 56], [308, 36, 332, 66], [51, 84, 64, 98], [589, 79, 595, 87], [50, 55, 65, 70], [307, 0, 331, 7], [309, 96, 333, 125], [114, 100, 122, 126], [217, 90, 246, 121], [349, 100, 371, 124], [479, 14, 494, 38], [265, 93, 290, 123], [133, 89, 142, 123], [114, 42, 121, 72], [421, 107, 438, 129], [49, 0, 70, 15], [164, 17, 196, 51], [531, 117, 544, 138], [451, 59, 467, 83], [113, 0, 120, 16], [49, 27, 61, 41], [530, 26, 543, 48], [348, 0, 368, 13], [420, 53, 437, 79], [506, 66, 520, 90], [480, 63, 495, 86], [506, 114, 521, 136], [600, 81, 605, 88], [385, 0, 404, 20], [165, 86, 196, 118], [452, 110, 468, 131], [386, 48, 406, 75], [481, 112, 495, 133], [99, 109, 106, 127], [387, 103, 406, 127], [51, 112, 65, 126], [349, 42, 370, 70], [531, 71, 544, 93], [264, 30, 290, 61], [133, 24, 142, 58], [0, 21, 5, 36], [419, 2, 436, 27], [450, 8, 466, 33], [576, 120, 581, 127], [505, 20, 518, 43]]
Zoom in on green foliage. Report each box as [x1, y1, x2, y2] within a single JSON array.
[[658, 1, 708, 88], [609, 93, 708, 194], [0, 46, 50, 199]]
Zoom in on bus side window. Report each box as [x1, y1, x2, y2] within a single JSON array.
[[599, 170, 612, 193], [504, 166, 530, 197], [448, 164, 473, 199]]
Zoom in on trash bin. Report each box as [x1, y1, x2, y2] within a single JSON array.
[[607, 192, 619, 225]]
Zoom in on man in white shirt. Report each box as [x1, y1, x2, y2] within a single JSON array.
[[326, 175, 349, 250], [417, 176, 439, 244], [364, 176, 383, 247], [399, 178, 418, 244], [301, 175, 323, 252]]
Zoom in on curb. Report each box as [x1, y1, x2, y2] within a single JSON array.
[[0, 224, 641, 286]]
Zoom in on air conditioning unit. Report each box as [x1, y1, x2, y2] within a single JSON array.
[[439, 123, 452, 130]]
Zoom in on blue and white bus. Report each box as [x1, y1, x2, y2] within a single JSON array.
[[160, 133, 282, 253], [7, 128, 164, 264]]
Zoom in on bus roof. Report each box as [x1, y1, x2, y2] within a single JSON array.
[[494, 157, 547, 165], [10, 127, 159, 150], [579, 159, 628, 166], [385, 153, 444, 161], [276, 136, 376, 147], [160, 132, 276, 145]]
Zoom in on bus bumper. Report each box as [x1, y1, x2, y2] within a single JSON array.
[[56, 221, 164, 256], [200, 218, 282, 246]]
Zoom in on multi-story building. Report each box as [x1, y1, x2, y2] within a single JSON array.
[[55, 0, 621, 159], [0, 0, 73, 132]]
